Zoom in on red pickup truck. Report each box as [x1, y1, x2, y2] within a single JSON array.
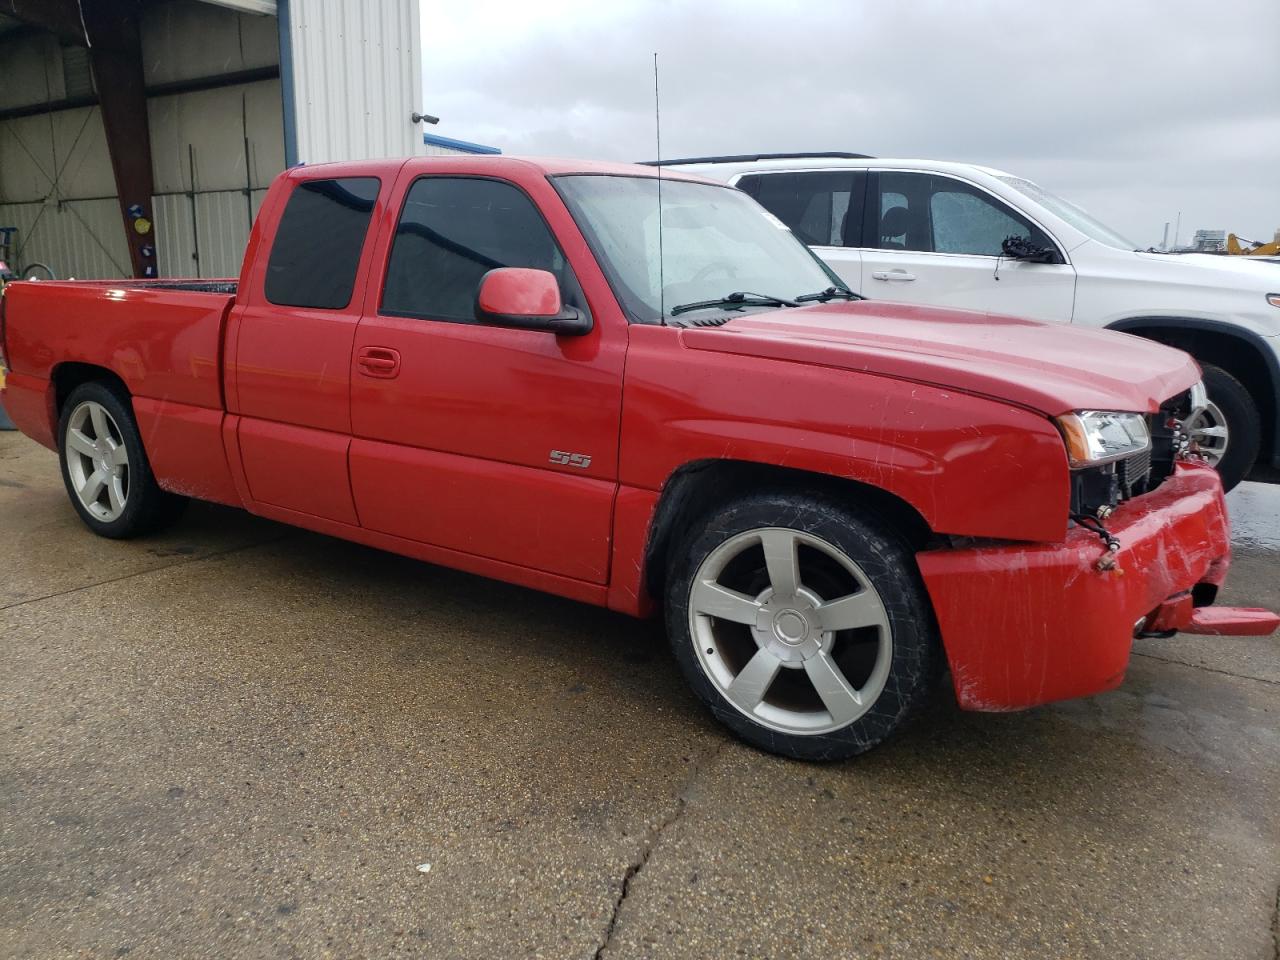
[[1, 156, 1274, 759]]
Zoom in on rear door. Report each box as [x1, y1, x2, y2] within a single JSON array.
[[858, 171, 1076, 322], [228, 174, 385, 523], [347, 171, 626, 583], [736, 170, 865, 291]]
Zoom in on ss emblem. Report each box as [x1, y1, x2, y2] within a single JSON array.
[[549, 449, 592, 469]]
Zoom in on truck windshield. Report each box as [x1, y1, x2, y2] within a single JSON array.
[[554, 174, 845, 323], [997, 176, 1137, 251]]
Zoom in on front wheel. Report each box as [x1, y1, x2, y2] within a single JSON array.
[[57, 381, 187, 538], [1190, 364, 1260, 493], [665, 493, 941, 761]]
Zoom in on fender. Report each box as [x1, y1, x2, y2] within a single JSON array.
[[618, 325, 1073, 545], [1107, 315, 1280, 467]]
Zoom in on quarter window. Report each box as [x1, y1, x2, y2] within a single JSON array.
[[738, 172, 861, 247], [381, 177, 585, 323], [264, 177, 379, 309]]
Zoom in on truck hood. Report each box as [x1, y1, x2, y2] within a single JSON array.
[[679, 301, 1199, 416]]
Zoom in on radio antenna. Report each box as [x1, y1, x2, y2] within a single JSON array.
[[653, 52, 666, 324]]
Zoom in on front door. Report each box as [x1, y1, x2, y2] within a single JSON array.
[[348, 173, 626, 583], [858, 171, 1077, 323]]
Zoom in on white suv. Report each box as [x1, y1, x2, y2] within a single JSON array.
[[662, 152, 1280, 491]]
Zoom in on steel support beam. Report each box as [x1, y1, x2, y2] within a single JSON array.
[[83, 2, 158, 279], [4, 0, 158, 278]]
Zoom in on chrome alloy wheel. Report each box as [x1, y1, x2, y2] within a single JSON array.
[[688, 527, 893, 736], [64, 400, 130, 522], [1185, 399, 1230, 467]]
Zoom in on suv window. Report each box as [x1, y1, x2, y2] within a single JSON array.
[[871, 172, 1053, 257], [264, 177, 380, 309], [381, 176, 585, 323], [738, 171, 863, 247]]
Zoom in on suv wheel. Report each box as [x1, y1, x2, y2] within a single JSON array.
[[1191, 364, 1259, 493], [665, 492, 941, 761]]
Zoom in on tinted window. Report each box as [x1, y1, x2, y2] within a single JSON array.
[[382, 177, 583, 323], [874, 172, 931, 252], [265, 177, 379, 308], [872, 172, 1052, 256], [738, 172, 860, 247]]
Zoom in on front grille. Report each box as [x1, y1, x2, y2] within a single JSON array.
[[1117, 446, 1152, 498]]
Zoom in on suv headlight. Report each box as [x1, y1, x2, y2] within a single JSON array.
[[1055, 410, 1151, 467]]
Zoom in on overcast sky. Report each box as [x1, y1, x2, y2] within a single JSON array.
[[423, 0, 1279, 248]]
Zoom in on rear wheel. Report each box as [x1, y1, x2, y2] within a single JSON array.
[[57, 381, 186, 538], [665, 492, 941, 761], [1192, 364, 1259, 493]]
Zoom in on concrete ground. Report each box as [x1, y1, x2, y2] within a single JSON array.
[[2, 429, 1277, 960]]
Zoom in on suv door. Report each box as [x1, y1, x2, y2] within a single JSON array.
[[347, 173, 626, 583], [858, 171, 1076, 322], [736, 170, 865, 290]]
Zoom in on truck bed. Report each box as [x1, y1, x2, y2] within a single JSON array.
[[2, 277, 236, 417]]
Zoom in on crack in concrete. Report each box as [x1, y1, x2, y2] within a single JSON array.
[[0, 535, 294, 613], [1272, 881, 1279, 960], [592, 738, 729, 960], [1131, 650, 1280, 688]]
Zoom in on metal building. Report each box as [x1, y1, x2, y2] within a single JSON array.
[[0, 0, 443, 282]]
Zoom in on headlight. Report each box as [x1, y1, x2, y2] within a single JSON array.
[[1055, 410, 1151, 467]]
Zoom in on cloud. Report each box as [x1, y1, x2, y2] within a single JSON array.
[[424, 0, 1280, 245]]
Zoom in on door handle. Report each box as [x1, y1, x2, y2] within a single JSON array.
[[357, 346, 401, 379], [871, 269, 916, 281]]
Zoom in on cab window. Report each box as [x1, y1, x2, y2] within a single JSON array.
[[381, 176, 587, 323], [264, 177, 380, 309]]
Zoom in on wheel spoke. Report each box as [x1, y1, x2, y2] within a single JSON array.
[[67, 428, 98, 458], [1193, 425, 1228, 439], [804, 650, 863, 725], [107, 475, 126, 514], [89, 403, 110, 441], [81, 469, 106, 504], [726, 648, 783, 712], [108, 440, 129, 468], [814, 590, 886, 632], [691, 580, 762, 626], [760, 529, 801, 597]]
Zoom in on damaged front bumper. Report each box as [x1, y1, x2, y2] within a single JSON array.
[[916, 462, 1276, 712]]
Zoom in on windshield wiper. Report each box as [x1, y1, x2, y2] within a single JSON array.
[[794, 286, 864, 303], [669, 291, 798, 317]]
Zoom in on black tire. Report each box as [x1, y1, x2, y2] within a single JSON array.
[[57, 381, 187, 539], [1199, 364, 1260, 493], [665, 492, 941, 761]]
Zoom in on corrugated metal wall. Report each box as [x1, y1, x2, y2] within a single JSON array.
[[0, 1, 284, 280], [288, 0, 423, 164], [0, 0, 430, 280], [422, 143, 476, 157]]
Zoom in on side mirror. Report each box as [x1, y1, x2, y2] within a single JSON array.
[[474, 268, 591, 336], [1001, 235, 1059, 263]]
